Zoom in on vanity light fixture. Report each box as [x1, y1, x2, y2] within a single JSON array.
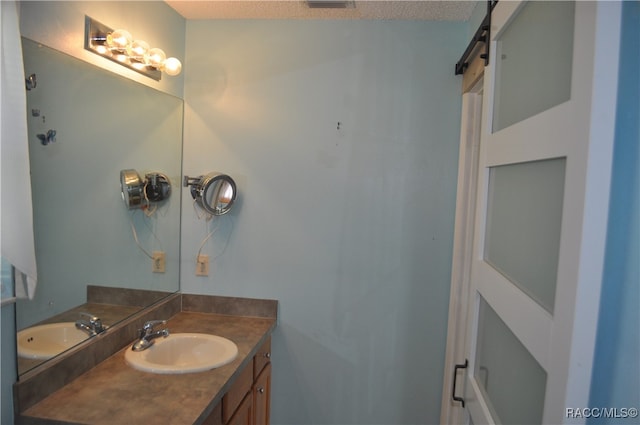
[[84, 16, 182, 81]]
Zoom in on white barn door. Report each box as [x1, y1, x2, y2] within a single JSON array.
[[445, 2, 622, 424]]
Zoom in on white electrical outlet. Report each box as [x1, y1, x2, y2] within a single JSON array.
[[152, 251, 166, 273], [196, 254, 209, 276]]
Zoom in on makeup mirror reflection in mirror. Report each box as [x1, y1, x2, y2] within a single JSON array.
[[17, 38, 182, 376]]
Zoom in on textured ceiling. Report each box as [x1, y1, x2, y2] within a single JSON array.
[[165, 1, 477, 21]]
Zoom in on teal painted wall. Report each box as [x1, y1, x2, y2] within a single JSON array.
[[589, 1, 640, 423], [181, 20, 466, 424]]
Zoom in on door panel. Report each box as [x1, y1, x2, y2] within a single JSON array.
[[474, 296, 547, 424], [492, 1, 575, 132], [484, 158, 566, 313]]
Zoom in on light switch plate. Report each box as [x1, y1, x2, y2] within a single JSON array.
[[152, 251, 166, 273], [196, 254, 209, 276]]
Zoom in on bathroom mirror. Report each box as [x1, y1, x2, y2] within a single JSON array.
[[16, 38, 182, 376], [186, 173, 237, 216]]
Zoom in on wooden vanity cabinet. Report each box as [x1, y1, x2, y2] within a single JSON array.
[[206, 336, 272, 425], [252, 363, 271, 425]]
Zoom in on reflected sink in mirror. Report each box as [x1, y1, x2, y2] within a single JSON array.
[[17, 323, 90, 360], [125, 333, 238, 374]]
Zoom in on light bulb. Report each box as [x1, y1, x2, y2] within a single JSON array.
[[145, 48, 166, 69], [131, 62, 148, 71], [129, 40, 149, 62], [163, 57, 182, 76], [114, 53, 129, 63], [107, 29, 132, 52]]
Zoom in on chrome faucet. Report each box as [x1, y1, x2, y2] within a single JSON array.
[[131, 320, 169, 351], [75, 312, 106, 336]]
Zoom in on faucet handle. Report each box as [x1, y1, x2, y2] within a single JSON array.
[[79, 312, 103, 328], [79, 312, 98, 322], [137, 320, 169, 341], [77, 312, 106, 334], [142, 319, 167, 331]]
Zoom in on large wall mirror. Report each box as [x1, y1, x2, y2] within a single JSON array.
[[16, 38, 182, 376]]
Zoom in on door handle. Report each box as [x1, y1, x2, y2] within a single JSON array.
[[452, 359, 468, 408]]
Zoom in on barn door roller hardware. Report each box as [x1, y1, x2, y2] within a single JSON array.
[[455, 1, 499, 75]]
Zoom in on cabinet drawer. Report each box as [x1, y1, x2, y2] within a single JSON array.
[[253, 336, 271, 379], [222, 359, 254, 423]]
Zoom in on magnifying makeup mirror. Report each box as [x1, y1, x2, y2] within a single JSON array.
[[184, 173, 237, 216], [120, 169, 143, 209], [120, 169, 171, 209]]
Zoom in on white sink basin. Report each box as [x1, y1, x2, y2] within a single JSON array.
[[17, 322, 90, 360], [124, 333, 238, 374]]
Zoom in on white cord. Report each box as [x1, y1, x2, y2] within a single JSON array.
[[196, 221, 219, 260], [143, 181, 157, 217], [141, 210, 164, 252], [129, 213, 154, 259], [196, 216, 234, 263], [211, 217, 234, 262], [192, 198, 216, 221]]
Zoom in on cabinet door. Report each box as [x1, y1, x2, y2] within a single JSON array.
[[253, 337, 271, 380], [222, 361, 254, 423], [227, 392, 253, 425], [202, 402, 223, 425], [252, 363, 271, 425]]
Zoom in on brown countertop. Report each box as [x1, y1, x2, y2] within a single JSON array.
[[19, 311, 276, 425]]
